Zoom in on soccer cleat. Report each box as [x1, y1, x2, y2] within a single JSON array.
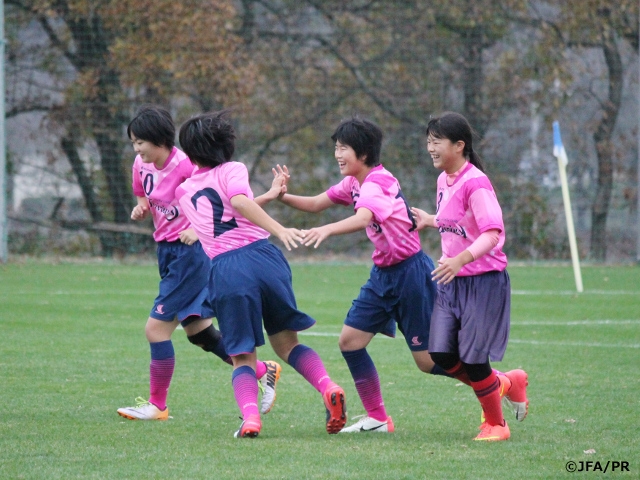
[[480, 370, 529, 424], [502, 369, 529, 421], [340, 415, 394, 433], [474, 421, 510, 442], [259, 361, 282, 414], [117, 397, 169, 421], [234, 414, 262, 438], [322, 382, 347, 434]]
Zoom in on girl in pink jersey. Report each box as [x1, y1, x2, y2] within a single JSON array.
[[176, 110, 347, 438], [271, 116, 450, 433], [117, 106, 281, 422], [412, 111, 529, 442]]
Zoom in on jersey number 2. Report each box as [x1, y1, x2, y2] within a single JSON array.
[[191, 188, 238, 237]]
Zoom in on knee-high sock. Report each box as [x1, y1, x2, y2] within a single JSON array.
[[255, 361, 267, 380], [342, 348, 387, 422], [287, 344, 332, 393], [470, 371, 504, 426], [231, 365, 259, 419], [149, 340, 175, 411], [430, 363, 455, 378], [443, 361, 472, 386]]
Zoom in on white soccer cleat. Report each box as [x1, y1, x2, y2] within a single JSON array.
[[117, 397, 169, 420], [259, 361, 282, 414], [339, 415, 394, 433]]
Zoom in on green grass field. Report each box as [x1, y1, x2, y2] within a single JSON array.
[[0, 259, 638, 479]]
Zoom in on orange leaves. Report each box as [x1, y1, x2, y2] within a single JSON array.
[[100, 0, 257, 104]]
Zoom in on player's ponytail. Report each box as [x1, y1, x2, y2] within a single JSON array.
[[467, 146, 485, 173]]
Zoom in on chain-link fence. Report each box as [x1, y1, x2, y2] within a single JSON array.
[[4, 0, 639, 262]]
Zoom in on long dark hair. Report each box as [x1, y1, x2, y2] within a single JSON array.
[[425, 112, 485, 172]]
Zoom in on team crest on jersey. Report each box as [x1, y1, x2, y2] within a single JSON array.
[[438, 220, 467, 238], [148, 199, 180, 221]]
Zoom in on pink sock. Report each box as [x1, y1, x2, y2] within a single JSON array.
[[342, 349, 387, 421], [355, 373, 387, 422], [471, 371, 504, 426], [149, 357, 175, 411], [231, 366, 259, 419], [288, 344, 332, 393], [255, 360, 267, 380]]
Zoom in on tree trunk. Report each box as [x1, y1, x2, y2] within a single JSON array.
[[462, 25, 486, 137], [590, 19, 623, 261], [60, 135, 115, 254], [64, 14, 133, 254], [60, 136, 102, 222]]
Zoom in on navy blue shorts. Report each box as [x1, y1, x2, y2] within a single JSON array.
[[345, 251, 437, 352], [428, 270, 511, 364], [151, 240, 216, 323], [211, 239, 316, 356]]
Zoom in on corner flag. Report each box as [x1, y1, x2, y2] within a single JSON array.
[[552, 121, 583, 292]]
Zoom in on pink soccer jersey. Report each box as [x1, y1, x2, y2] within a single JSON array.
[[175, 161, 270, 259], [131, 147, 195, 242], [326, 164, 421, 267], [434, 162, 508, 276]]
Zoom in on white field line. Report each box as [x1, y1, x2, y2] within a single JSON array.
[[507, 339, 640, 349], [298, 323, 640, 349], [513, 319, 640, 326], [15, 288, 639, 296], [511, 290, 639, 295]]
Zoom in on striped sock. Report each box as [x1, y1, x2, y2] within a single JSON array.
[[471, 371, 504, 426], [231, 365, 259, 419], [342, 348, 387, 422], [444, 361, 472, 386], [287, 344, 332, 393], [149, 340, 175, 411]]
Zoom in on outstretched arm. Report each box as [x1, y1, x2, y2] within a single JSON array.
[[410, 207, 436, 231], [301, 207, 373, 249], [230, 194, 303, 251], [260, 164, 333, 212], [280, 191, 334, 213], [255, 165, 290, 207]]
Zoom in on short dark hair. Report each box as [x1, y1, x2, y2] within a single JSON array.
[[178, 110, 235, 168], [331, 116, 383, 167], [127, 105, 175, 149]]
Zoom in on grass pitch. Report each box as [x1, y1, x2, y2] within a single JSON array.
[[0, 259, 638, 479]]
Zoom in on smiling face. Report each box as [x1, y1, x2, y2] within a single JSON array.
[[130, 133, 171, 169], [426, 134, 466, 174], [335, 140, 369, 182]]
